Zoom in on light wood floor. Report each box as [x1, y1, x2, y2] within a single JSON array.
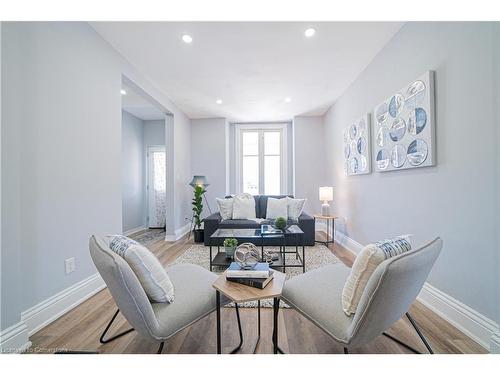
[[29, 230, 487, 354]]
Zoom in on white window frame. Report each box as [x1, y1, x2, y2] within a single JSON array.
[[235, 123, 288, 195]]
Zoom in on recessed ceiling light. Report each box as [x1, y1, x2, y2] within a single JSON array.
[[304, 28, 316, 38], [120, 89, 127, 95], [285, 97, 292, 103], [216, 99, 223, 104], [182, 34, 193, 44]]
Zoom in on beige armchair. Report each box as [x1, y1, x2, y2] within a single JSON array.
[[280, 237, 443, 353]]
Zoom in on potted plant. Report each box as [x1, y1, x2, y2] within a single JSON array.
[[192, 185, 206, 243], [223, 238, 238, 259], [274, 216, 288, 231]]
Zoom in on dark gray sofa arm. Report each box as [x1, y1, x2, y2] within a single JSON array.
[[204, 212, 222, 246], [298, 212, 315, 246]]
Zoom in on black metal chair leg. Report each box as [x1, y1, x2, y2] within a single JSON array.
[[382, 312, 434, 354], [406, 312, 434, 354], [343, 347, 349, 354], [229, 303, 244, 354], [157, 342, 165, 354], [99, 309, 134, 344]]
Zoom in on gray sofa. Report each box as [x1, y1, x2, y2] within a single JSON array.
[[203, 195, 315, 247]]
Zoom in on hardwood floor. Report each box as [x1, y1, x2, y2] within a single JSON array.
[[29, 230, 487, 354]]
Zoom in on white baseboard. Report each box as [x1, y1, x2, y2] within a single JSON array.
[[123, 226, 147, 236], [334, 230, 499, 352], [417, 283, 499, 351], [165, 223, 191, 242], [0, 322, 32, 353], [490, 330, 500, 353], [21, 273, 106, 336]]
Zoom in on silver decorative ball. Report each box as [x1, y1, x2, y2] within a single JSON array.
[[233, 243, 260, 270]]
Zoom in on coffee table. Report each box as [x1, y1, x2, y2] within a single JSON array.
[[209, 225, 306, 273], [212, 269, 286, 354]]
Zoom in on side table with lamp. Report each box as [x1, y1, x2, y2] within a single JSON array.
[[315, 186, 336, 246]]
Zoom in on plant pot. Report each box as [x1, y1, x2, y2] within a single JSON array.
[[225, 246, 236, 259], [193, 229, 204, 243]]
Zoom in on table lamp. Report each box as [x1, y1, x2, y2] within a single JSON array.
[[319, 186, 333, 216]]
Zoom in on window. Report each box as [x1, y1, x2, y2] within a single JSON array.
[[236, 124, 287, 195]]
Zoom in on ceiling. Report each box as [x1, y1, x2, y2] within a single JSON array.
[[94, 22, 404, 122], [121, 82, 166, 120]]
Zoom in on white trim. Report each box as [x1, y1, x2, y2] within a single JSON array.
[[418, 283, 499, 351], [490, 330, 500, 353], [123, 226, 147, 236], [165, 223, 191, 242], [21, 273, 105, 336], [333, 230, 500, 352], [0, 322, 31, 353]]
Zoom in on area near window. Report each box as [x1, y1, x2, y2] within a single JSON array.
[[235, 123, 288, 195]]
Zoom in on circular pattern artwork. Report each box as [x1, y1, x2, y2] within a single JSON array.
[[390, 144, 406, 168], [389, 118, 406, 141], [376, 103, 389, 124], [372, 72, 434, 172], [376, 149, 390, 170], [349, 123, 357, 140], [344, 114, 371, 175], [357, 137, 367, 154], [389, 93, 404, 118], [344, 143, 351, 159], [350, 157, 359, 174], [407, 139, 429, 166], [376, 127, 387, 147], [405, 80, 426, 110], [407, 107, 427, 135]]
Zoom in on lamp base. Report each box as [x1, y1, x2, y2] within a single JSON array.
[[321, 203, 330, 216]]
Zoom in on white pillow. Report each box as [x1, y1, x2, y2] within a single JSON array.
[[216, 198, 233, 220], [232, 193, 256, 219], [341, 235, 412, 316], [266, 197, 288, 219], [287, 197, 306, 220], [108, 235, 175, 303]]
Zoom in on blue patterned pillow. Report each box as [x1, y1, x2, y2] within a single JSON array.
[[109, 235, 140, 257], [374, 235, 412, 259]]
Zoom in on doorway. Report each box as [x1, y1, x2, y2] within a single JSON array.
[[147, 146, 166, 228]]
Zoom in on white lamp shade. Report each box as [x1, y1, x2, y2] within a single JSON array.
[[319, 186, 333, 202]]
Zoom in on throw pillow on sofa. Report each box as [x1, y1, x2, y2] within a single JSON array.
[[232, 193, 256, 219], [108, 235, 175, 303], [341, 235, 412, 316], [287, 197, 306, 220], [216, 197, 233, 220], [266, 197, 288, 219]]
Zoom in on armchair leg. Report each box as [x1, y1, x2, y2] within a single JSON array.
[[99, 309, 134, 344], [343, 347, 349, 354], [382, 312, 434, 354], [157, 342, 165, 354], [229, 303, 244, 354]]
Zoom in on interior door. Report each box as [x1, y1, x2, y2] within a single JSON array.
[[147, 146, 166, 228]]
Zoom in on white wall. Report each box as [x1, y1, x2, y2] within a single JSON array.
[[293, 116, 327, 215], [121, 110, 145, 232], [0, 22, 192, 332], [191, 118, 228, 215], [323, 22, 499, 323]]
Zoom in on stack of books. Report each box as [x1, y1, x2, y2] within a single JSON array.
[[226, 262, 274, 289]]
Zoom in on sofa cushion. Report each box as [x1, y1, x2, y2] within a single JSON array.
[[287, 197, 307, 220], [266, 197, 289, 219], [232, 193, 257, 219], [216, 198, 233, 220], [219, 219, 268, 229], [259, 195, 293, 219]]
